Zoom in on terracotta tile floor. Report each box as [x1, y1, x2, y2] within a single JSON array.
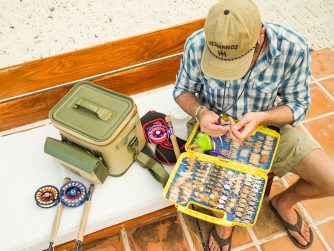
[[126, 212, 191, 251], [320, 77, 334, 97], [55, 48, 334, 250], [318, 221, 334, 250], [311, 48, 334, 79]]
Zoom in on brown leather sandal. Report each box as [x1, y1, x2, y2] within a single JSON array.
[[269, 200, 313, 249], [210, 225, 235, 251]]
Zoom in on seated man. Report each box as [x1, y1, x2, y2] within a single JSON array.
[[173, 0, 334, 250]]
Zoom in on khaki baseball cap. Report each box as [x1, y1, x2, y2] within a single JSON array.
[[201, 0, 262, 80]]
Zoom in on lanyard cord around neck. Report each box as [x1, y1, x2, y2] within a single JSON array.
[[221, 36, 266, 115]]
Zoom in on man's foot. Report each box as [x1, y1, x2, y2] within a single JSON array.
[[270, 196, 313, 248], [208, 225, 234, 251]]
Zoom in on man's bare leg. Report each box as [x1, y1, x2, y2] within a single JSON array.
[[271, 149, 334, 245]]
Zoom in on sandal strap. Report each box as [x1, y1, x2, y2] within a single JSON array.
[[282, 209, 303, 233], [211, 226, 233, 250]]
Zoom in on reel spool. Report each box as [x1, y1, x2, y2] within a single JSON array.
[[34, 185, 60, 208], [147, 124, 169, 144], [60, 181, 87, 208]]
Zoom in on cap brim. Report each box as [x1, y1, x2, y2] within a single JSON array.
[[201, 44, 255, 81]]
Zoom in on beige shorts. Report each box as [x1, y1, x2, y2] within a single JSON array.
[[271, 125, 320, 177], [186, 119, 320, 177]]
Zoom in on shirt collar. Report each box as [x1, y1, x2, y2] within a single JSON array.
[[263, 22, 281, 60]]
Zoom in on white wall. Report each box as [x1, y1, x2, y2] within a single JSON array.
[[1, 0, 333, 69]]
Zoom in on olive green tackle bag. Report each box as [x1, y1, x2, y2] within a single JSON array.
[[44, 81, 169, 185]]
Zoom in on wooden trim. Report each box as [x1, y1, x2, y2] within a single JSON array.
[[0, 19, 204, 101], [0, 56, 180, 132], [53, 206, 176, 250]]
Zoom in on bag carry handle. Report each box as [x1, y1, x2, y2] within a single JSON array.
[[72, 98, 112, 122], [177, 203, 233, 227]]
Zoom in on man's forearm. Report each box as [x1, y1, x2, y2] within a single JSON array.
[[175, 92, 201, 118], [260, 105, 295, 126]]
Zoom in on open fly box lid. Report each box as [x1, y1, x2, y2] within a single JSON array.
[[185, 121, 280, 174], [49, 81, 135, 145]]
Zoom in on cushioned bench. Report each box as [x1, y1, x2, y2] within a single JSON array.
[[0, 20, 202, 250]]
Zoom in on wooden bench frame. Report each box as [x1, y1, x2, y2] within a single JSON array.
[[0, 19, 205, 132]]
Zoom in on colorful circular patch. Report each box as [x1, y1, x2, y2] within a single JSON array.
[[60, 181, 87, 208], [147, 124, 169, 144], [34, 185, 60, 208]]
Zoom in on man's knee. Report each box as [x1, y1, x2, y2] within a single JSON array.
[[293, 149, 334, 195]]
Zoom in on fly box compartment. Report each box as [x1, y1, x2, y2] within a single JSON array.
[[163, 152, 268, 227], [45, 81, 146, 183], [186, 122, 280, 174], [163, 120, 280, 227]]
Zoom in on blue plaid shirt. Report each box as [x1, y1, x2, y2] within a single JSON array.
[[173, 22, 311, 126]]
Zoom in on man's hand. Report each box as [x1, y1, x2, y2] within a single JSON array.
[[199, 109, 229, 137], [230, 112, 266, 141]]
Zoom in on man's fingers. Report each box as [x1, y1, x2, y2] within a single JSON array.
[[233, 117, 250, 130], [202, 124, 229, 137], [229, 130, 238, 141], [227, 116, 245, 142], [228, 116, 235, 126], [240, 124, 255, 139], [229, 128, 243, 142]]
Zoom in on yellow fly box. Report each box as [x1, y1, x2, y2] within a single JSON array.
[[163, 121, 280, 227]]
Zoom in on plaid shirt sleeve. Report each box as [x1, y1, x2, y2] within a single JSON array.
[[173, 35, 203, 99], [278, 46, 311, 126]]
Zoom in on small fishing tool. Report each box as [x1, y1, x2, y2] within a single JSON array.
[[191, 204, 209, 251], [207, 150, 229, 159], [48, 177, 71, 251], [75, 184, 95, 251], [217, 115, 231, 128], [165, 116, 180, 159]]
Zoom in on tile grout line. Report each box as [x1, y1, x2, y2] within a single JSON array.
[[314, 80, 334, 102], [236, 231, 291, 249], [301, 111, 334, 125], [311, 226, 332, 251], [247, 228, 262, 250], [299, 124, 321, 147], [258, 231, 288, 245], [177, 212, 197, 251], [120, 228, 132, 251], [314, 216, 334, 226], [232, 241, 257, 251], [312, 73, 334, 83], [313, 80, 334, 101], [281, 178, 332, 251]]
